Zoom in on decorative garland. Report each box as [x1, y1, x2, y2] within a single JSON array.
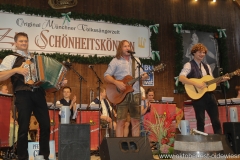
[[174, 23, 228, 93], [0, 4, 159, 65], [0, 49, 160, 65]]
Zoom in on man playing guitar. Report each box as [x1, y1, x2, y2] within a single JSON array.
[[179, 43, 229, 134], [104, 40, 148, 137]]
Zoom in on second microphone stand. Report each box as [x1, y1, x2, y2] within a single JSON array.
[[219, 69, 229, 122], [67, 64, 87, 124], [89, 66, 103, 153]]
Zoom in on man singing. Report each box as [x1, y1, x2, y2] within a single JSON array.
[[104, 40, 148, 137]]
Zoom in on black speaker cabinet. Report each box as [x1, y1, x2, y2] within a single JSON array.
[[219, 134, 234, 154], [58, 124, 90, 160], [100, 137, 153, 160], [223, 122, 240, 154]]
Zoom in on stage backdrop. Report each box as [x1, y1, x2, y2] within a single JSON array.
[[0, 12, 151, 58], [181, 30, 220, 78]]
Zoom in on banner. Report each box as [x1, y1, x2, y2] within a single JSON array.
[[142, 64, 154, 86], [28, 140, 56, 160], [0, 12, 150, 57]]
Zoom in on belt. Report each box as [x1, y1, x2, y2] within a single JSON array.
[[14, 86, 41, 93], [30, 86, 41, 92]]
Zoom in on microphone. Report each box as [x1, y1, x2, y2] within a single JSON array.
[[219, 68, 223, 75], [63, 61, 72, 66], [127, 50, 135, 54], [88, 65, 94, 68], [63, 59, 72, 67]]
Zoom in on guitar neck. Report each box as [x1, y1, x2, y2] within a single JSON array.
[[128, 70, 153, 85], [128, 76, 142, 85], [206, 72, 235, 86], [127, 63, 166, 86]]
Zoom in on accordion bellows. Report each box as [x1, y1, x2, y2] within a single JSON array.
[[24, 55, 67, 92]]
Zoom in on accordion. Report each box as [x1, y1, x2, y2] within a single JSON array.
[[23, 55, 67, 92]]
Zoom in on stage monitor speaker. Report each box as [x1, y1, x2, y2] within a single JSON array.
[[58, 124, 90, 160], [100, 137, 153, 160], [223, 122, 240, 154]]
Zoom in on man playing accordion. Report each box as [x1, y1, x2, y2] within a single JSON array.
[[0, 32, 67, 160]]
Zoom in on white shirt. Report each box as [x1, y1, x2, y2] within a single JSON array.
[[104, 57, 144, 94], [179, 60, 213, 77], [141, 99, 157, 108], [140, 87, 145, 98], [0, 50, 31, 71], [90, 97, 113, 117]]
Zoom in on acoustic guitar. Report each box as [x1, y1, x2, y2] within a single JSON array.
[[185, 69, 240, 100], [106, 63, 166, 104]]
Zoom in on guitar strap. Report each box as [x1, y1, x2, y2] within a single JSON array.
[[131, 57, 135, 78]]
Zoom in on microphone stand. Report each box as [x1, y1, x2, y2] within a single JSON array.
[[111, 104, 115, 137], [130, 53, 144, 137], [219, 69, 229, 122], [89, 66, 103, 153], [67, 64, 87, 124], [52, 91, 57, 141]]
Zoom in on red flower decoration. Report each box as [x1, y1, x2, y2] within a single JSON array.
[[166, 130, 172, 138], [161, 138, 169, 144]]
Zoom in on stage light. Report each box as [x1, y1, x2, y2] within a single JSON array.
[[213, 0, 216, 2], [195, 0, 197, 1]]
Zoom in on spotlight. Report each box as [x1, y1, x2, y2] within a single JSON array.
[[213, 0, 216, 2]]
